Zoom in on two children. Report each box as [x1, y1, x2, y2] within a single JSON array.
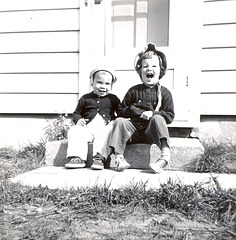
[[65, 68, 120, 170], [66, 43, 174, 173]]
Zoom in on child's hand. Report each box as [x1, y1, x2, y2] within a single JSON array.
[[140, 111, 153, 120], [76, 118, 89, 126]]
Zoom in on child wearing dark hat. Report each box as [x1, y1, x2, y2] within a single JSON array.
[[65, 67, 120, 170], [108, 43, 175, 173]]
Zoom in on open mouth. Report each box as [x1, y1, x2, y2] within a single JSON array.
[[146, 72, 154, 78]]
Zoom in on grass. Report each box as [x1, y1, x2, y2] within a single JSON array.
[[195, 141, 236, 173], [0, 142, 236, 239], [0, 141, 46, 179]]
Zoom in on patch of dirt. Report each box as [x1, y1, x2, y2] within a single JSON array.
[[0, 204, 233, 240]]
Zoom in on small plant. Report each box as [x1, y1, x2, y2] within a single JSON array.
[[195, 141, 236, 173], [44, 114, 74, 141], [0, 141, 46, 179], [17, 140, 46, 160]]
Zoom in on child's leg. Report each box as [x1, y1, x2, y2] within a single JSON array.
[[86, 114, 110, 158], [85, 115, 114, 170], [145, 115, 170, 148], [145, 115, 170, 173], [89, 123, 113, 170], [108, 118, 137, 171], [94, 122, 114, 158], [109, 117, 137, 155], [160, 138, 170, 161], [66, 125, 93, 160]]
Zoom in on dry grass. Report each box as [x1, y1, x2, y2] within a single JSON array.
[[0, 142, 236, 239], [195, 141, 236, 173]]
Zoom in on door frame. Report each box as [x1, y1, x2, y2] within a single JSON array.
[[79, 0, 203, 127]]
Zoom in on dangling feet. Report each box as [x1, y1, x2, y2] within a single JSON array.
[[149, 148, 170, 173], [91, 153, 105, 170], [110, 154, 130, 172]]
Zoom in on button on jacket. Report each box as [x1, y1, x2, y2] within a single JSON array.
[[72, 92, 120, 124]]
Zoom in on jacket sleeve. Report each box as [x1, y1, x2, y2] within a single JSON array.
[[113, 95, 121, 118], [72, 97, 84, 124], [153, 89, 175, 124], [117, 89, 145, 118]]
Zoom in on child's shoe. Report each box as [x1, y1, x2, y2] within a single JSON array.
[[91, 154, 104, 170], [65, 157, 86, 169], [149, 149, 170, 173], [110, 155, 130, 172], [149, 158, 168, 173]]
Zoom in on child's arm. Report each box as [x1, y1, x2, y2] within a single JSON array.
[[113, 95, 121, 118], [140, 111, 153, 120], [153, 88, 175, 124], [72, 97, 85, 124], [117, 89, 145, 119], [76, 118, 89, 126]]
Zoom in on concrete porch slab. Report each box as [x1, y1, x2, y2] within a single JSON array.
[[44, 138, 204, 171], [11, 166, 236, 190]]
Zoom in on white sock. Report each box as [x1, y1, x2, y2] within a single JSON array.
[[161, 147, 170, 161]]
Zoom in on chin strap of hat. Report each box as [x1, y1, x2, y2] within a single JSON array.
[[155, 81, 162, 112]]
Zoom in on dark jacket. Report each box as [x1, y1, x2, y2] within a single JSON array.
[[118, 84, 174, 124], [72, 92, 120, 124]]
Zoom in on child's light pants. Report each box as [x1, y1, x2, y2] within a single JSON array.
[[66, 114, 113, 160]]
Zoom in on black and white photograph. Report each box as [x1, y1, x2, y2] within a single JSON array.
[[0, 0, 235, 239]]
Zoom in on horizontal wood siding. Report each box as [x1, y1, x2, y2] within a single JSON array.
[[0, 1, 80, 113], [201, 0, 236, 115], [0, 9, 80, 32], [0, 74, 79, 93], [0, 94, 79, 113], [0, 31, 80, 53], [0, 0, 80, 11], [0, 53, 80, 72]]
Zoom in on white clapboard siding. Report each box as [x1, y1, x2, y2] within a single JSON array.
[[201, 0, 236, 115], [203, 24, 236, 48], [203, 0, 236, 24], [201, 71, 236, 93], [0, 74, 79, 93], [201, 94, 235, 115], [0, 1, 80, 114], [202, 48, 236, 71], [0, 93, 79, 113], [0, 9, 80, 33], [0, 0, 80, 11], [0, 53, 79, 73], [0, 31, 80, 53]]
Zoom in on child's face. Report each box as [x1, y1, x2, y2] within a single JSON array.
[[92, 71, 113, 97], [140, 56, 160, 87]]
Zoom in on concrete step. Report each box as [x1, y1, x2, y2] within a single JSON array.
[[11, 167, 236, 190], [45, 138, 204, 172]]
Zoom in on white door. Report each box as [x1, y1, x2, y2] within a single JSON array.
[[80, 0, 202, 127]]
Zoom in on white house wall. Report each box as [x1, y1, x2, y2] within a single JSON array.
[[0, 1, 80, 114], [201, 0, 236, 115], [0, 1, 80, 147]]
